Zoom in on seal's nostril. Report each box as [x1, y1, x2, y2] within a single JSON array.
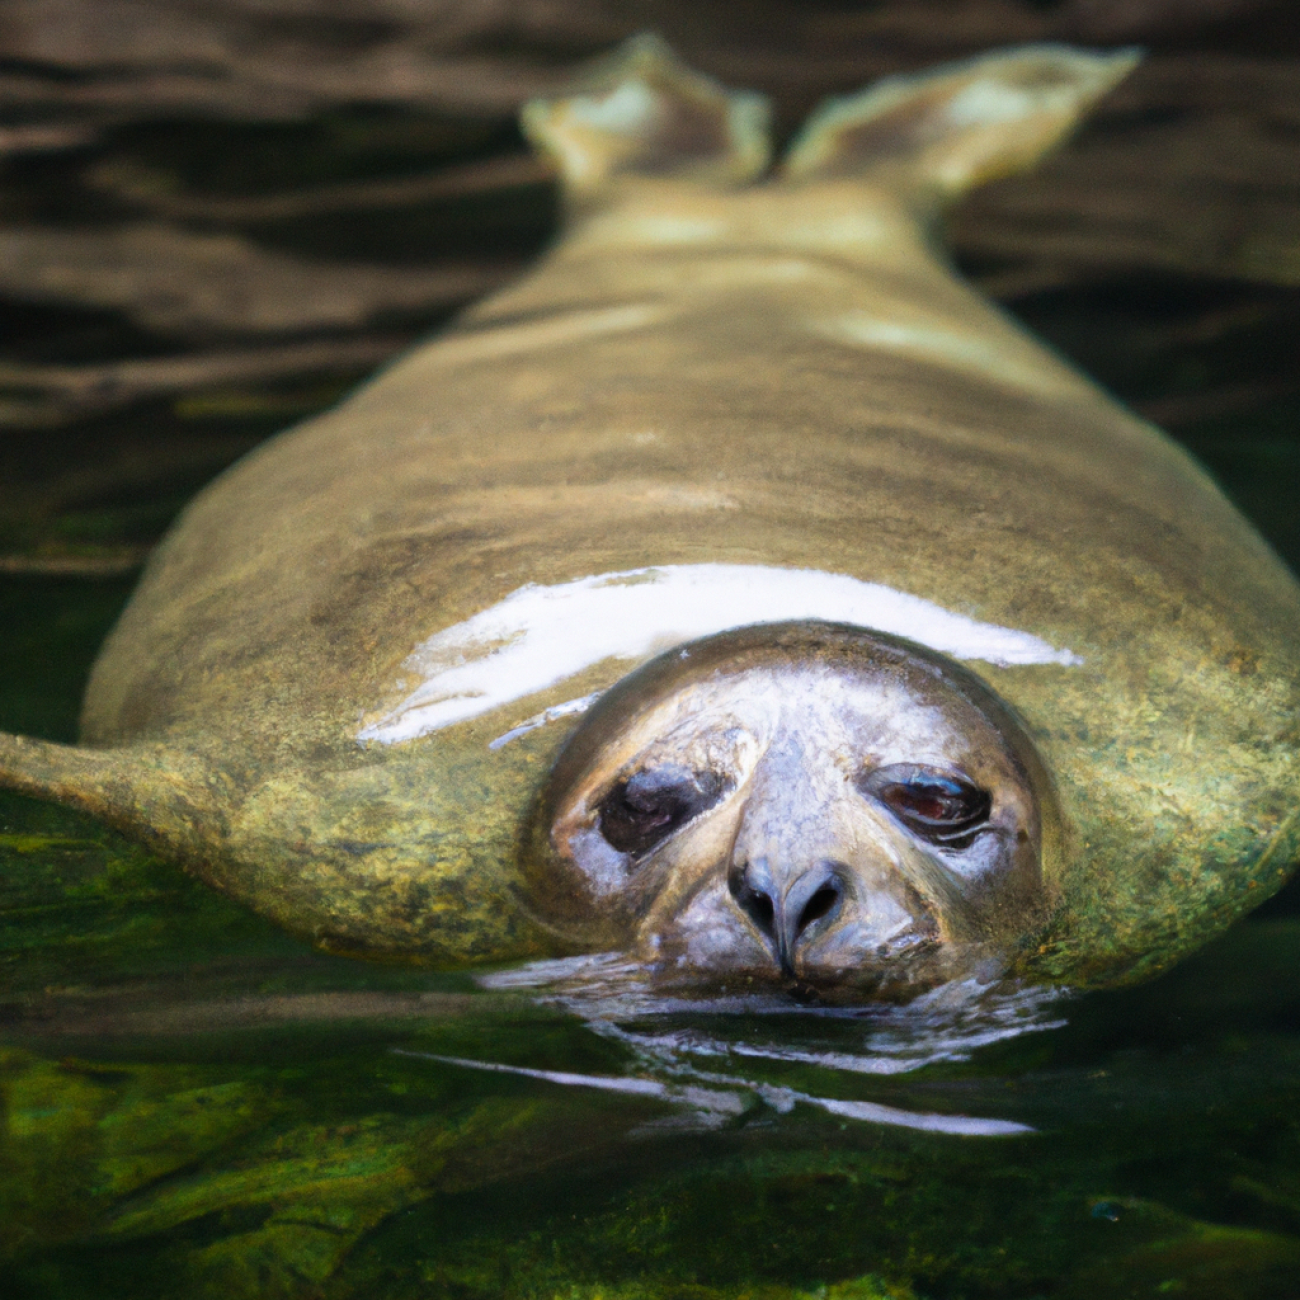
[[729, 862, 843, 974], [747, 890, 776, 938], [796, 882, 841, 938], [729, 868, 777, 941]]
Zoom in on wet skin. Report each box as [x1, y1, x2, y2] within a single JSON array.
[[2, 42, 1297, 987], [534, 623, 1052, 1000]]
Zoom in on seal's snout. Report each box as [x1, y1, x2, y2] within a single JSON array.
[[727, 857, 846, 976], [533, 621, 1058, 1001]]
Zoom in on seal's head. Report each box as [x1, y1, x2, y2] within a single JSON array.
[[526, 621, 1060, 1001]]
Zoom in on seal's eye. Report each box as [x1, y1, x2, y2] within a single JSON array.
[[857, 764, 991, 849], [598, 766, 726, 858]]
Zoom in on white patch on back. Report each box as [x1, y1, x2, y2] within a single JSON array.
[[784, 212, 895, 251], [619, 215, 729, 244], [815, 309, 1090, 397], [401, 303, 666, 373], [358, 564, 1080, 746]]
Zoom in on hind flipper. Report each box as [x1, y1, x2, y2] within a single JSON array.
[[521, 33, 769, 204], [783, 44, 1139, 211]]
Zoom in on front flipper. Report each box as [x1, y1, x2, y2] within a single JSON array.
[[521, 33, 769, 202], [783, 43, 1140, 211], [0, 730, 225, 860]]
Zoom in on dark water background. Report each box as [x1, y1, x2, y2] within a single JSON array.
[[5, 47, 1300, 1300]]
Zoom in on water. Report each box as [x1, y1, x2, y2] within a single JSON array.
[[3, 571, 1300, 1298]]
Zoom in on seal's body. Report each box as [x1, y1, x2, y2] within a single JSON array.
[[3, 40, 1297, 993]]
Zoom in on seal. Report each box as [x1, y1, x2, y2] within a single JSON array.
[[530, 621, 1057, 1000], [2, 37, 1298, 997]]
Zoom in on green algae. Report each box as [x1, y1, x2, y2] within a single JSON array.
[[1, 1051, 273, 1259]]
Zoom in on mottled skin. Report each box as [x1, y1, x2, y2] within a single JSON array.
[[1, 40, 1297, 990]]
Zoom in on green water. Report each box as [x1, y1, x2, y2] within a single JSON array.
[[4, 570, 1300, 1300]]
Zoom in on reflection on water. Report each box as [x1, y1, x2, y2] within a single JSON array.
[[360, 564, 1080, 745], [470, 955, 1062, 1133]]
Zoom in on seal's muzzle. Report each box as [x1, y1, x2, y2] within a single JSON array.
[[526, 620, 1060, 1001]]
